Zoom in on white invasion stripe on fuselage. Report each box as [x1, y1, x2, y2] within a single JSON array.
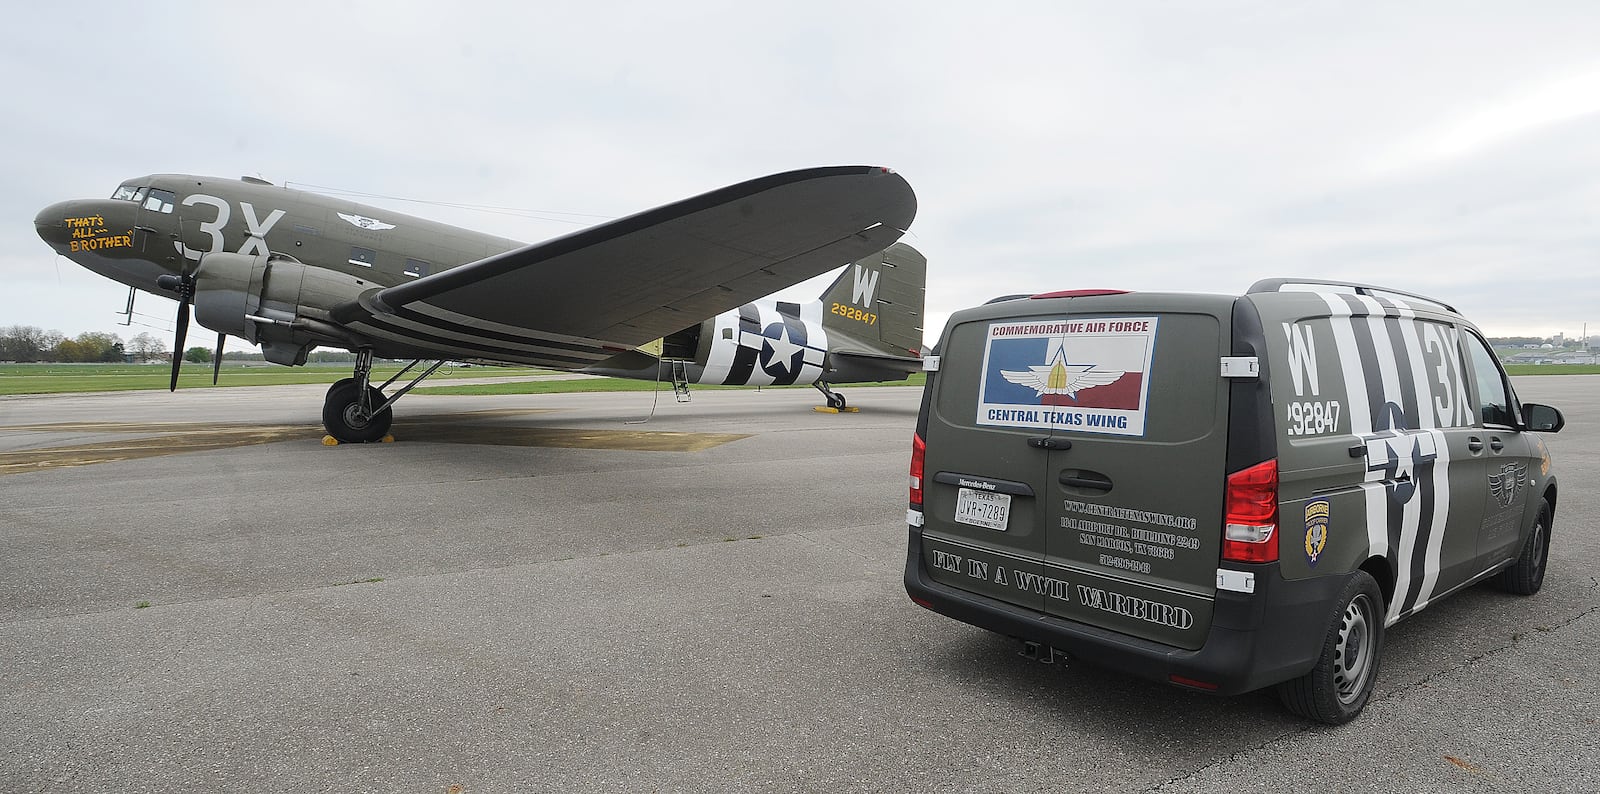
[[697, 307, 742, 384], [700, 299, 829, 387]]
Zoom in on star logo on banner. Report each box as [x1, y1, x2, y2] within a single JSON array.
[[1000, 349, 1123, 399]]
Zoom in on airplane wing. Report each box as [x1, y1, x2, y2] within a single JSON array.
[[329, 166, 916, 368]]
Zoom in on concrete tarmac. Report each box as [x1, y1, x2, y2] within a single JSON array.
[[1, 377, 1596, 792]]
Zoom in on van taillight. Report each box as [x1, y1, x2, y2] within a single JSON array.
[[1221, 459, 1278, 563], [909, 433, 926, 506]]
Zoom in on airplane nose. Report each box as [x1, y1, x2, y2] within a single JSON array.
[[34, 200, 76, 246]]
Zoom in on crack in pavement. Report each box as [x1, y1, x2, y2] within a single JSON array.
[[1142, 595, 1600, 792]]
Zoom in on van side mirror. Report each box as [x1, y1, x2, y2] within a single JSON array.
[[1521, 403, 1564, 433]]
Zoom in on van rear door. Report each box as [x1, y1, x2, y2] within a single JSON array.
[[920, 304, 1060, 614], [1026, 295, 1234, 650], [920, 294, 1235, 644]]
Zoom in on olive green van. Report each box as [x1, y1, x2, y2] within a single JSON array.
[[904, 280, 1564, 724]]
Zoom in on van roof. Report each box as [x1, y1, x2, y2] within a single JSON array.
[[1247, 278, 1459, 315]]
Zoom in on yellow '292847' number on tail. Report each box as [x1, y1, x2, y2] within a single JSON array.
[[830, 302, 877, 325]]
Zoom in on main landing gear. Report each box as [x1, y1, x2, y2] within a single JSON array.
[[321, 350, 446, 443], [813, 381, 856, 413]]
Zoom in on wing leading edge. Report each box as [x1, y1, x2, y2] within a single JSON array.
[[330, 166, 916, 367]]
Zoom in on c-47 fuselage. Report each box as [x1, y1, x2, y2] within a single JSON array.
[[33, 168, 922, 441]]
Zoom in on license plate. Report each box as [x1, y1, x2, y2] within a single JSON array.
[[954, 488, 1011, 531]]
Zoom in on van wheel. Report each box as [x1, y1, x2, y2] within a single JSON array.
[[1277, 571, 1384, 725], [1497, 502, 1551, 595]]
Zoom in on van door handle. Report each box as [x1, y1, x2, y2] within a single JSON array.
[[1489, 437, 1504, 452], [1467, 437, 1483, 453], [1027, 437, 1071, 451], [1059, 473, 1112, 491]]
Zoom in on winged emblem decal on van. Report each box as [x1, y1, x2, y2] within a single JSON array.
[[1000, 351, 1125, 398]]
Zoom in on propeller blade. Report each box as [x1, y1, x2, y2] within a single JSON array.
[[170, 299, 189, 392], [212, 333, 225, 385]]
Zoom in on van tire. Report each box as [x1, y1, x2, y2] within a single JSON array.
[[1496, 502, 1551, 595], [1277, 571, 1384, 725]]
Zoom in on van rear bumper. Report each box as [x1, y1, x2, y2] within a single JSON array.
[[903, 529, 1348, 696]]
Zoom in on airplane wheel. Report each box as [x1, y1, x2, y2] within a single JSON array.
[[322, 381, 392, 443], [828, 392, 847, 410]]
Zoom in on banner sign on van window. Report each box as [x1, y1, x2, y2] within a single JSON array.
[[977, 317, 1159, 437]]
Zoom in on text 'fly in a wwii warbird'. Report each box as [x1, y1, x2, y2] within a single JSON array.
[[34, 167, 920, 442]]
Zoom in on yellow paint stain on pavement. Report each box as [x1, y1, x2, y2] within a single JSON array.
[[0, 419, 748, 475]]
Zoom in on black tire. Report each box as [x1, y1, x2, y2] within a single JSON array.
[[828, 392, 847, 410], [1278, 570, 1385, 725], [322, 381, 392, 443], [1497, 501, 1552, 595]]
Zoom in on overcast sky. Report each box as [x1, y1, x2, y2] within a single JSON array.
[[5, 1, 1599, 350]]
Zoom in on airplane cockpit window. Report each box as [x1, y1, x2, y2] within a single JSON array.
[[142, 189, 176, 214], [111, 185, 148, 202]]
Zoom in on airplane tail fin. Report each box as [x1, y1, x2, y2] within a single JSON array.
[[819, 241, 927, 359]]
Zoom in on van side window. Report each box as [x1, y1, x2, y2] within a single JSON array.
[[1465, 334, 1512, 427]]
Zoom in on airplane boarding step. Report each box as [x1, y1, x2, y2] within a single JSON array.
[[671, 360, 691, 402]]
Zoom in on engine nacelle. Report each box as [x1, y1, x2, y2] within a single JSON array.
[[191, 251, 370, 365]]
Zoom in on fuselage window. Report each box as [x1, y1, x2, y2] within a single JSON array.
[[143, 189, 176, 214], [349, 246, 377, 268], [404, 259, 429, 278], [111, 184, 144, 202]]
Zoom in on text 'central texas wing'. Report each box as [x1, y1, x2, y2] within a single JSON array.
[[329, 166, 916, 368]]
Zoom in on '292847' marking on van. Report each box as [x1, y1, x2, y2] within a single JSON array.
[[1286, 399, 1342, 436], [927, 548, 1196, 629]]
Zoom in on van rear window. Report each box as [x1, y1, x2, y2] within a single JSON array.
[[937, 312, 1221, 443]]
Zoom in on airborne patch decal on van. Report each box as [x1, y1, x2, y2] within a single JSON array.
[[976, 317, 1158, 436]]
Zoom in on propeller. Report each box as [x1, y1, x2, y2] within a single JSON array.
[[154, 269, 195, 391], [212, 332, 225, 385]]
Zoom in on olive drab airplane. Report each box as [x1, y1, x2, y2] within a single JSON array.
[[33, 167, 919, 442]]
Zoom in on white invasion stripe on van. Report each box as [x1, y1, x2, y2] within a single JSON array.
[[1319, 294, 1386, 565], [1315, 292, 1451, 624], [1393, 302, 1451, 611], [1413, 436, 1452, 613], [1319, 294, 1373, 435]]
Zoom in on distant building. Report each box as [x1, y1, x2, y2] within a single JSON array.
[[1507, 351, 1556, 365], [1552, 351, 1599, 365]]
